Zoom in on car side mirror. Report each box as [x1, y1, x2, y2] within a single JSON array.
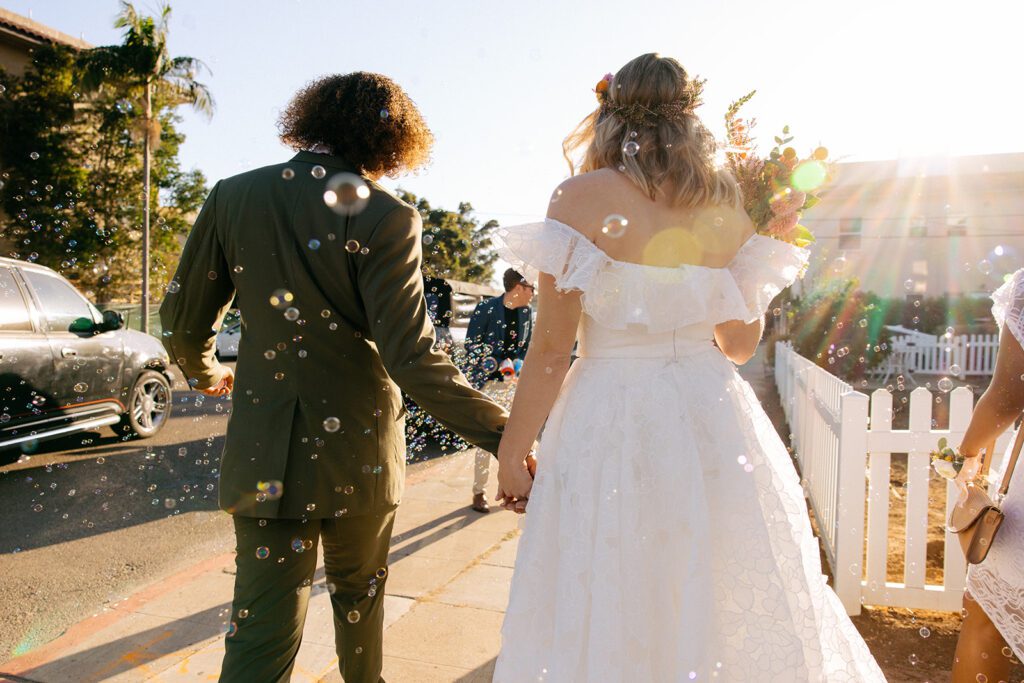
[[69, 317, 97, 334], [101, 310, 125, 332]]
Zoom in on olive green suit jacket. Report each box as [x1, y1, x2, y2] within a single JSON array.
[[160, 152, 508, 519]]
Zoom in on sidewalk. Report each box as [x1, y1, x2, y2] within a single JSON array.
[[1, 352, 775, 683], [1, 450, 520, 682]]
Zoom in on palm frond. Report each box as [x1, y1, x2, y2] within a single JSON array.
[[113, 1, 141, 33]]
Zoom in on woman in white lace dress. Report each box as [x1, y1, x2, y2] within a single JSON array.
[[491, 53, 884, 682], [952, 268, 1024, 682]]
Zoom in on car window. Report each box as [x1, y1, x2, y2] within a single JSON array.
[[23, 270, 96, 333], [0, 268, 33, 332]]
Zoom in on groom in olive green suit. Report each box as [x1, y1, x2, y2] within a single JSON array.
[[160, 74, 508, 682]]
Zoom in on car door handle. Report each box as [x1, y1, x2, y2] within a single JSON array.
[[61, 347, 78, 358]]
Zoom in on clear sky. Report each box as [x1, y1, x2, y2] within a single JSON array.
[[6, 0, 1023, 229]]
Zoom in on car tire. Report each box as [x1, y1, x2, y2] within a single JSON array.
[[117, 370, 172, 439]]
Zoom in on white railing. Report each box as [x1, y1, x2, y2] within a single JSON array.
[[774, 342, 1010, 615], [775, 343, 868, 613], [876, 332, 999, 384]]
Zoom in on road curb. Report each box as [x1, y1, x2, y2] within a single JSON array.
[[0, 551, 234, 676]]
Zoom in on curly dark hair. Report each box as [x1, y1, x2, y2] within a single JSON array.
[[278, 73, 434, 179]]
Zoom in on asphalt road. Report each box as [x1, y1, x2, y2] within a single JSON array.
[[0, 365, 238, 666]]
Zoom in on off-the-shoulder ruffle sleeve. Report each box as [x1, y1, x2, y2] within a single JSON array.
[[495, 220, 809, 332], [494, 219, 608, 293], [991, 268, 1024, 349], [725, 235, 811, 323]]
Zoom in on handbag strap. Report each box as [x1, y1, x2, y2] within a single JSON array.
[[999, 415, 1024, 497]]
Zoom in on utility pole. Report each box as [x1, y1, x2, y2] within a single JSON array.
[[141, 79, 152, 334]]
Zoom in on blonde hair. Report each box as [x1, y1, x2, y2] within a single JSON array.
[[563, 53, 740, 208]]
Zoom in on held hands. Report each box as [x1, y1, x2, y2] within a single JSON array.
[[199, 366, 235, 397], [496, 452, 537, 514]]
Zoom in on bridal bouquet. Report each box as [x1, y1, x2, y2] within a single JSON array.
[[722, 91, 832, 248], [931, 437, 966, 480]]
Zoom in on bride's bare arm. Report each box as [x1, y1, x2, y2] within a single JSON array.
[[496, 273, 583, 504]]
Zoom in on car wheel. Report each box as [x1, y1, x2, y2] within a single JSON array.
[[118, 370, 172, 438]]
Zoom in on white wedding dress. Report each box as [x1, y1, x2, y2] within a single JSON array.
[[965, 267, 1024, 662], [492, 219, 886, 682]]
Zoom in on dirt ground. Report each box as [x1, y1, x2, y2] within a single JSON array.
[[750, 359, 1024, 682]]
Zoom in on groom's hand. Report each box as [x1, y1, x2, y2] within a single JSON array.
[[200, 366, 235, 397]]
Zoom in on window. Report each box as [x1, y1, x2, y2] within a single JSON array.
[[909, 216, 927, 237], [947, 215, 967, 237], [23, 270, 96, 333], [0, 268, 33, 332], [838, 217, 862, 251]]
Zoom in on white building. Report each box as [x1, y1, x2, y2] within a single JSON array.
[[800, 153, 1024, 298]]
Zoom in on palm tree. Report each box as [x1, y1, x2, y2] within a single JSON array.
[[78, 1, 213, 333]]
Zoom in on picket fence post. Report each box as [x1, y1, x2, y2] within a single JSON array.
[[833, 391, 869, 615]]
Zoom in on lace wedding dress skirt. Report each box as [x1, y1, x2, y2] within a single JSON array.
[[492, 219, 886, 682], [966, 268, 1024, 662]]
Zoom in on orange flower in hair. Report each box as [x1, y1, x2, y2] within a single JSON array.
[[595, 73, 613, 103]]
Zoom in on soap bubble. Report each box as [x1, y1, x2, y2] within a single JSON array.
[[347, 610, 361, 623], [623, 141, 640, 157], [919, 626, 931, 638], [311, 165, 327, 179], [281, 168, 295, 180], [323, 417, 341, 433], [29, 152, 39, 160], [791, 160, 828, 192], [257, 480, 282, 500], [937, 377, 954, 392], [323, 173, 370, 215], [978, 260, 993, 275], [345, 240, 361, 253], [269, 289, 294, 309], [284, 307, 300, 321], [601, 214, 629, 238], [256, 546, 270, 560], [949, 364, 962, 376], [903, 279, 914, 291]]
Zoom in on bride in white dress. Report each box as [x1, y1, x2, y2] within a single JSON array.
[[491, 53, 885, 682]]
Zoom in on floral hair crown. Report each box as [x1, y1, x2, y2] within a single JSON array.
[[593, 72, 702, 126]]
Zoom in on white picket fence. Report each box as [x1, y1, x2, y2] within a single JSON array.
[[876, 331, 999, 384], [774, 342, 1010, 615]]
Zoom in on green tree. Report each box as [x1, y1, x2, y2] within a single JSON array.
[[398, 190, 498, 283], [789, 278, 891, 381], [77, 1, 213, 330], [0, 43, 206, 307]]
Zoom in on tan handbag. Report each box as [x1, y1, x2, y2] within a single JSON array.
[[948, 423, 1024, 564]]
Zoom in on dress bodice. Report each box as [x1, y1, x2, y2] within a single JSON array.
[[496, 219, 809, 359]]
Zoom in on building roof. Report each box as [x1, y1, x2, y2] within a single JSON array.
[[832, 152, 1024, 187], [0, 7, 91, 51]]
